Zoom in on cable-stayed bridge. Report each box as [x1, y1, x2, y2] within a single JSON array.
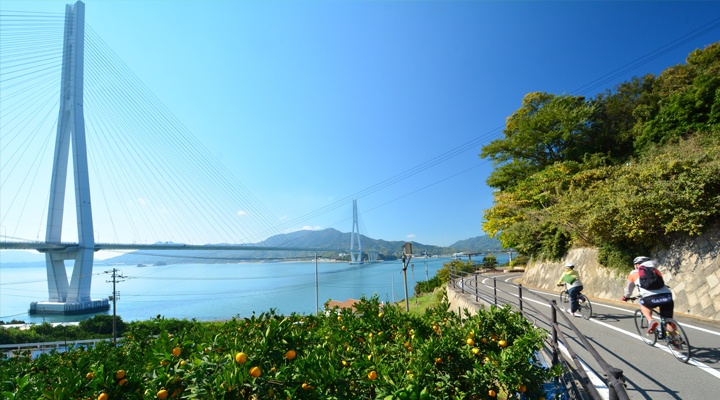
[[0, 1, 372, 315]]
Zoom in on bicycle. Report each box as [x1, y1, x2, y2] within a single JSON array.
[[558, 283, 592, 320], [627, 296, 691, 363]]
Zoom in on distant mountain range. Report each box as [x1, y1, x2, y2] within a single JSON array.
[[0, 229, 503, 266]]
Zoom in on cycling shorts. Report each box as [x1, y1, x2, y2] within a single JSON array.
[[640, 293, 674, 318]]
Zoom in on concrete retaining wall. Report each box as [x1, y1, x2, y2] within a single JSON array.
[[522, 223, 720, 321], [446, 281, 493, 316]]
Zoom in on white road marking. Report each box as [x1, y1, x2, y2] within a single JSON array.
[[473, 276, 720, 381], [558, 341, 609, 400]]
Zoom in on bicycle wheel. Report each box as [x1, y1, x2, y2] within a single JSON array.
[[559, 291, 570, 312], [634, 309, 657, 346], [579, 295, 592, 320], [665, 318, 691, 363]]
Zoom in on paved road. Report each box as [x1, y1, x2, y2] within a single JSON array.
[[459, 272, 720, 400]]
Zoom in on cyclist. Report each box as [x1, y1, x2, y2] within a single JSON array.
[[556, 262, 583, 317], [622, 257, 678, 344]]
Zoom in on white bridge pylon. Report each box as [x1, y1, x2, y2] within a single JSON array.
[[33, 1, 108, 315], [349, 199, 363, 265]]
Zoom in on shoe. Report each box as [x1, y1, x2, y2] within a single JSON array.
[[647, 320, 659, 334], [668, 338, 682, 351]]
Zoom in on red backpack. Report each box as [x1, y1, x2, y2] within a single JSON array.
[[638, 265, 665, 290]]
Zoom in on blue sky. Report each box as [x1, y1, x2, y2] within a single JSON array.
[[1, 1, 719, 250]]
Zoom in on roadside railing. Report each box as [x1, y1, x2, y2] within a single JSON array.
[[449, 269, 629, 400]]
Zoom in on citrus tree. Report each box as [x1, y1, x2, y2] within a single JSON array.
[[0, 297, 558, 400]]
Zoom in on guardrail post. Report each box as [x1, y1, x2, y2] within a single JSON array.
[[551, 300, 559, 366], [519, 284, 523, 312], [493, 277, 497, 306], [475, 274, 478, 302], [461, 274, 465, 294], [606, 367, 625, 400]]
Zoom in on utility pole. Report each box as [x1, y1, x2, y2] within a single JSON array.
[[425, 252, 429, 281], [105, 268, 126, 345], [315, 253, 319, 317]]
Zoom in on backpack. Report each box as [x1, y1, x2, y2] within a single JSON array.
[[638, 265, 665, 290]]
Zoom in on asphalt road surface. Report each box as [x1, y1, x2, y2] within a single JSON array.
[[459, 272, 720, 400]]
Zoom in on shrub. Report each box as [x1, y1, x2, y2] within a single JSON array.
[[80, 314, 126, 335], [0, 296, 557, 400]]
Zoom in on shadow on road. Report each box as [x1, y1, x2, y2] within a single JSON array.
[[587, 336, 682, 400], [689, 345, 720, 364]]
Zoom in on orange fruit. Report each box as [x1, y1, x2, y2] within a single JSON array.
[[490, 334, 498, 340], [489, 389, 497, 397], [235, 352, 247, 364], [498, 340, 507, 347], [118, 379, 128, 386], [237, 327, 242, 332], [86, 372, 94, 379], [302, 383, 310, 390], [484, 357, 491, 362], [160, 360, 170, 366], [249, 367, 261, 378], [481, 338, 487, 343], [337, 316, 342, 321], [115, 370, 126, 379], [367, 354, 372, 361], [342, 360, 349, 367], [471, 348, 480, 355], [172, 347, 181, 357], [468, 331, 475, 338], [435, 358, 442, 364], [341, 326, 346, 331], [157, 390, 168, 399], [378, 312, 384, 318], [98, 394, 108, 400], [519, 385, 527, 393], [367, 370, 378, 380], [467, 338, 475, 346], [285, 350, 296, 360]]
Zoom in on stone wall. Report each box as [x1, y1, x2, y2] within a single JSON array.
[[521, 223, 720, 321]]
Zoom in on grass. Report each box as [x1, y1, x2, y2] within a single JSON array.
[[404, 290, 445, 315]]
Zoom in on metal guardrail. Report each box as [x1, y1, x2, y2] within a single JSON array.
[[450, 269, 630, 400]]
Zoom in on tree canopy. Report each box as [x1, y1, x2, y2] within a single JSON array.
[[480, 42, 720, 271]]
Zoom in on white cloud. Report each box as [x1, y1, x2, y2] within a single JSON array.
[[407, 234, 416, 238], [237, 211, 247, 216], [300, 226, 322, 231], [279, 215, 287, 220], [315, 226, 321, 230], [137, 198, 146, 205]]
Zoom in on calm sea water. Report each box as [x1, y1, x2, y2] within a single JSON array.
[[0, 255, 508, 324]]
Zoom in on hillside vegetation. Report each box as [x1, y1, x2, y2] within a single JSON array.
[[102, 230, 502, 265], [481, 42, 720, 272]]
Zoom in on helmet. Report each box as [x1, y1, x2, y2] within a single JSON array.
[[640, 260, 658, 269], [633, 256, 650, 265], [565, 262, 575, 268]]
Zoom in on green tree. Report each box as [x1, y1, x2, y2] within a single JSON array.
[[435, 259, 475, 284], [79, 314, 126, 335], [482, 254, 498, 269], [480, 92, 595, 190]]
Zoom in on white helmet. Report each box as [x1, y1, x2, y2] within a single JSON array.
[[565, 262, 575, 268], [633, 256, 650, 265], [640, 260, 658, 269]]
